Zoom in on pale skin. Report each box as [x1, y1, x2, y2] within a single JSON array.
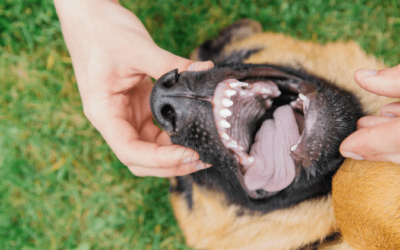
[[340, 65, 400, 163], [54, 0, 400, 177], [54, 0, 213, 177]]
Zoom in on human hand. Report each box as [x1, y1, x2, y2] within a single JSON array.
[[340, 64, 400, 163], [54, 0, 214, 176]]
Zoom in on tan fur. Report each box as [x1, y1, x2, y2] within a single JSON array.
[[332, 159, 400, 250], [173, 32, 400, 249], [171, 183, 338, 250]]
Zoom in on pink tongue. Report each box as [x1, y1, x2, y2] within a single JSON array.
[[244, 105, 300, 192]]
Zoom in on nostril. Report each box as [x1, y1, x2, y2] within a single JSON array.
[[162, 80, 175, 88], [162, 72, 180, 88], [160, 104, 176, 120]]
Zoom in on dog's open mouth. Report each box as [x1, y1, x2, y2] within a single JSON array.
[[150, 64, 361, 200], [212, 78, 319, 193]]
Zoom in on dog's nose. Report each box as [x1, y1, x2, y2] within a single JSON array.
[[150, 69, 193, 134]]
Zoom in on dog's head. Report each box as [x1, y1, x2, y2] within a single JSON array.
[[150, 63, 362, 202]]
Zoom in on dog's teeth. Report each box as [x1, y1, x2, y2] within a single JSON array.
[[225, 89, 236, 97], [229, 82, 249, 88], [222, 98, 233, 107], [221, 132, 230, 140], [248, 156, 254, 163], [249, 93, 254, 96], [220, 120, 231, 128], [220, 109, 232, 118], [261, 88, 272, 94], [291, 144, 298, 151], [238, 146, 244, 150], [299, 93, 307, 101], [226, 143, 238, 148], [231, 140, 237, 145], [229, 82, 239, 88], [240, 91, 247, 96], [266, 99, 273, 107]]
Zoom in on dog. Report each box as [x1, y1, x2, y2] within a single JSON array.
[[150, 19, 400, 250]]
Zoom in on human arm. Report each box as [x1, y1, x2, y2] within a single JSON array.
[[54, 0, 213, 176]]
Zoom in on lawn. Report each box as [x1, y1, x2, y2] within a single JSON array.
[[0, 0, 399, 249]]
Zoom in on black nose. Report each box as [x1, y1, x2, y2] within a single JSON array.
[[150, 69, 193, 134]]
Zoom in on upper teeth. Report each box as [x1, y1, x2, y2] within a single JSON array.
[[229, 82, 249, 88], [222, 98, 233, 107], [225, 89, 236, 97], [299, 93, 307, 101], [291, 144, 298, 151], [226, 143, 238, 148], [221, 132, 230, 140], [220, 120, 231, 128], [261, 88, 272, 94], [220, 109, 232, 118]]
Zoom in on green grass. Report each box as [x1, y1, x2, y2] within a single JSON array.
[[0, 0, 399, 249]]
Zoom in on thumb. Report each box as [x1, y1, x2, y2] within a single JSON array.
[[354, 64, 400, 98], [143, 45, 214, 79]]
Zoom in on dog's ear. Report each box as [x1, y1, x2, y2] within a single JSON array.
[[332, 158, 400, 249], [190, 19, 262, 64]]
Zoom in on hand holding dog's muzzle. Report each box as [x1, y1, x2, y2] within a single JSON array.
[[54, 0, 213, 177]]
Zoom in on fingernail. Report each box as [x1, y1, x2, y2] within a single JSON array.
[[382, 112, 396, 117], [195, 161, 212, 171], [188, 61, 213, 71], [182, 156, 199, 164], [358, 69, 378, 77], [341, 151, 364, 160]]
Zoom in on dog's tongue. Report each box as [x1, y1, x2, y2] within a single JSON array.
[[244, 105, 299, 192]]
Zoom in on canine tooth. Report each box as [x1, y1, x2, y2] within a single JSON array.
[[220, 109, 232, 118], [222, 98, 233, 107], [229, 82, 249, 88], [239, 146, 244, 150], [261, 88, 272, 94], [225, 89, 236, 97], [291, 144, 298, 151], [299, 93, 307, 101], [248, 156, 254, 163], [220, 120, 231, 128], [226, 143, 238, 148], [221, 132, 230, 140], [240, 91, 247, 96], [266, 99, 273, 106], [231, 140, 237, 145], [249, 93, 254, 96]]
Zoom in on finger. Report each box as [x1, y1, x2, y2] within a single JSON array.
[[357, 116, 396, 129], [188, 61, 214, 71], [366, 152, 400, 164], [127, 160, 212, 177], [340, 118, 400, 159], [354, 64, 400, 98], [100, 115, 203, 169], [144, 46, 214, 79], [380, 102, 400, 117]]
